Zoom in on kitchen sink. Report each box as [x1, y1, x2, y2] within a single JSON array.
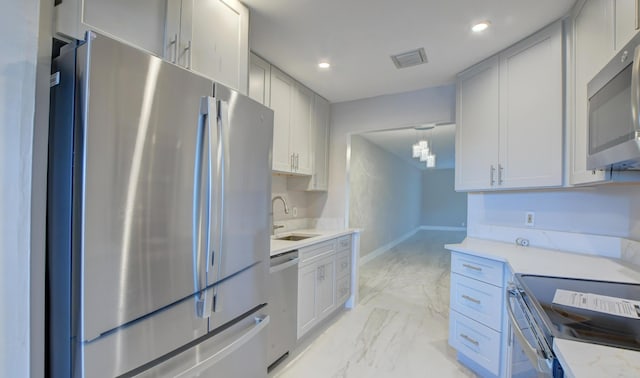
[[274, 233, 319, 241]]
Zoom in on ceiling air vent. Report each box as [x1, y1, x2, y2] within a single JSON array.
[[390, 48, 428, 69]]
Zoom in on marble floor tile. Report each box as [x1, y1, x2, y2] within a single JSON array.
[[273, 230, 475, 378]]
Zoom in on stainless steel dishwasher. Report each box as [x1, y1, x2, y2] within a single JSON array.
[[267, 249, 299, 371]]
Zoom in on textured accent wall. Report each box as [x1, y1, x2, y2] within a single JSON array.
[[324, 85, 456, 223], [349, 136, 421, 257], [421, 169, 467, 227]]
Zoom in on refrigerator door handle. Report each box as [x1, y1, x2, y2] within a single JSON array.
[[211, 99, 228, 313], [174, 315, 270, 378], [195, 97, 218, 319]]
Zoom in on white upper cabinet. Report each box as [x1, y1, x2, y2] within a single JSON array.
[[165, 0, 249, 93], [269, 66, 313, 175], [54, 0, 166, 56], [249, 53, 271, 105], [456, 22, 563, 191], [455, 57, 500, 191], [571, 0, 614, 185], [291, 85, 314, 175], [615, 0, 640, 50], [270, 67, 297, 173], [499, 23, 563, 188], [309, 95, 331, 191], [287, 93, 331, 191]]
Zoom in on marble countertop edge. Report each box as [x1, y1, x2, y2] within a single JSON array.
[[270, 228, 360, 256]]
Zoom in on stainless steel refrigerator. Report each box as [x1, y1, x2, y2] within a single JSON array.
[[47, 32, 273, 377]]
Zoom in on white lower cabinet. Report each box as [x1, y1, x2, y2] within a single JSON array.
[[449, 251, 506, 377], [315, 255, 336, 320], [449, 310, 502, 375], [297, 235, 352, 339]]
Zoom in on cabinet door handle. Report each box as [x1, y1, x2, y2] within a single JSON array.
[[636, 0, 640, 30], [169, 33, 178, 64], [498, 164, 504, 185], [462, 294, 481, 304], [460, 333, 480, 346], [184, 40, 192, 69], [462, 263, 482, 272], [490, 165, 496, 186]]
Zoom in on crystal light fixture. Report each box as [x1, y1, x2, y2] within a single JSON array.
[[411, 124, 437, 168]]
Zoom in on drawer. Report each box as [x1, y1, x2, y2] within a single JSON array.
[[449, 310, 501, 376], [450, 273, 503, 331], [336, 275, 350, 305], [451, 252, 504, 287], [336, 249, 351, 278], [337, 235, 352, 251], [299, 239, 336, 266]]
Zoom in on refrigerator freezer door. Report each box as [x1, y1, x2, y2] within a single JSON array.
[[82, 294, 211, 378], [77, 34, 215, 341], [209, 84, 274, 284], [135, 313, 269, 378]]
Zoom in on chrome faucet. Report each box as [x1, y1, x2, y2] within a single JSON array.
[[271, 196, 290, 235]]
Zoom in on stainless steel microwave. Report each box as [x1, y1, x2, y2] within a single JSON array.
[[587, 32, 640, 170]]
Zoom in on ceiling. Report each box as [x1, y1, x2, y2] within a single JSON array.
[[359, 124, 456, 171], [243, 0, 575, 103]]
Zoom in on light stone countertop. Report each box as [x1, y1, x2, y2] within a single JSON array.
[[270, 228, 359, 257], [445, 237, 640, 378]]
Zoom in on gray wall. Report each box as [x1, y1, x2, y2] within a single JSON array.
[[421, 169, 467, 228], [1, 0, 51, 375], [349, 136, 421, 257]]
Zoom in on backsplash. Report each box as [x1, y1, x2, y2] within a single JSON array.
[[466, 183, 640, 267], [271, 174, 328, 228]]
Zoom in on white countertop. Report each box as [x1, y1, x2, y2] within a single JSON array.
[[445, 237, 640, 378], [270, 228, 359, 257]]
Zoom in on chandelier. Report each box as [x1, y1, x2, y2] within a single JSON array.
[[412, 125, 436, 168]]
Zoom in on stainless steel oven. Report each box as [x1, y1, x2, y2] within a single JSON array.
[[507, 274, 640, 378], [506, 281, 561, 378]]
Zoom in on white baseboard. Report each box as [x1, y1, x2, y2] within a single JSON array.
[[419, 225, 467, 232], [359, 228, 419, 266]]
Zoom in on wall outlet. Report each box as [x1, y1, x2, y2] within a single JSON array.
[[525, 212, 535, 227]]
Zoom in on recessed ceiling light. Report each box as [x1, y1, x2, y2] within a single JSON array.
[[318, 61, 331, 69], [472, 21, 491, 33]]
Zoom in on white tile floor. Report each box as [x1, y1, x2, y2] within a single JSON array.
[[272, 230, 476, 378]]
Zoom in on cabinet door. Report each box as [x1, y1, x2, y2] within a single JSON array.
[[291, 84, 314, 175], [615, 0, 640, 51], [315, 256, 336, 320], [57, 0, 166, 56], [311, 95, 330, 190], [270, 67, 295, 173], [571, 0, 613, 185], [190, 0, 249, 92], [499, 22, 563, 189], [455, 57, 500, 191], [297, 264, 318, 338], [249, 53, 271, 105]]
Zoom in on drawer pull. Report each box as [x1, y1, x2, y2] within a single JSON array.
[[462, 263, 482, 272], [462, 294, 481, 304], [460, 333, 480, 346]]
